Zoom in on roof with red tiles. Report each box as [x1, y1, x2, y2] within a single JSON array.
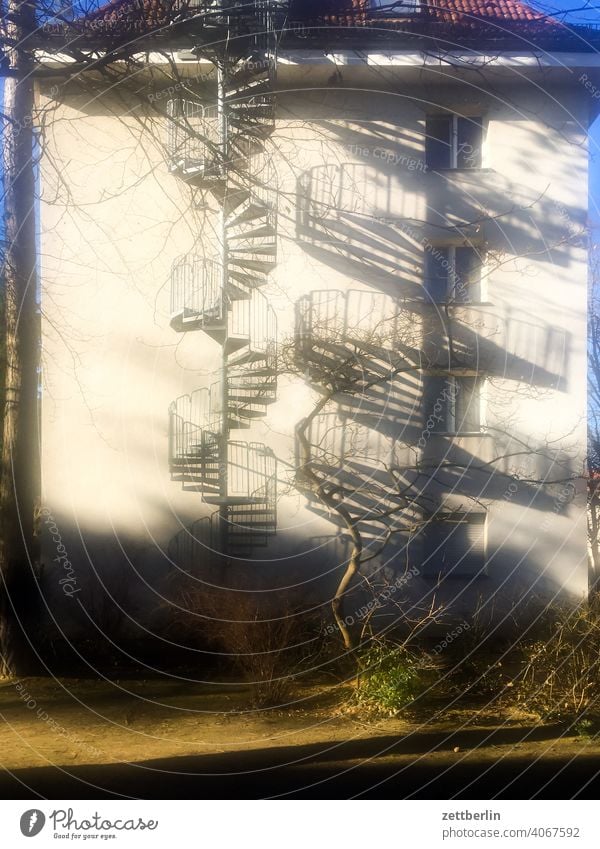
[[46, 0, 592, 45], [291, 0, 550, 24], [425, 0, 547, 23]]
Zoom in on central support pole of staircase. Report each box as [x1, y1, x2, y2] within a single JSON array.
[[217, 58, 230, 560]]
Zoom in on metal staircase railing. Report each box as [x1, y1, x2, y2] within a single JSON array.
[[228, 287, 277, 359], [166, 1, 281, 564], [166, 100, 221, 183], [169, 469, 277, 569], [170, 255, 276, 356], [168, 385, 220, 478], [226, 153, 277, 292], [168, 515, 214, 574], [224, 457, 277, 551], [170, 256, 223, 332], [227, 357, 277, 427], [169, 386, 277, 496]]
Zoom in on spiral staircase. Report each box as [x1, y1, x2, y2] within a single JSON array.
[[165, 1, 282, 571]]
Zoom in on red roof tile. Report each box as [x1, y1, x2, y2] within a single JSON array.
[[426, 0, 546, 21], [289, 0, 551, 26], [51, 0, 571, 41]]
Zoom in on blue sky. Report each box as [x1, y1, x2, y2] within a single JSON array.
[[537, 0, 600, 231]]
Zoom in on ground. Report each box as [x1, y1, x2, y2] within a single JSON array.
[[0, 677, 599, 798]]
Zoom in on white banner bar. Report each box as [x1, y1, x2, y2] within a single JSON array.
[[0, 800, 598, 848]]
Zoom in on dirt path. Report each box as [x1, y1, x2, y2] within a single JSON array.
[[1, 678, 599, 798]]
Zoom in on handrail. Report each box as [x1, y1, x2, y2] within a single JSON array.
[[170, 256, 223, 321], [166, 99, 220, 172]]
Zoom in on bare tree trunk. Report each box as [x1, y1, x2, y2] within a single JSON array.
[[295, 398, 362, 651], [331, 535, 361, 652], [0, 0, 42, 677], [589, 488, 600, 593]]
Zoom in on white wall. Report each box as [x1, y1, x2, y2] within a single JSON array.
[[37, 60, 590, 631]]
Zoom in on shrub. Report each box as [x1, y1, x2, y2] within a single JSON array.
[[356, 640, 423, 715], [515, 597, 600, 721], [169, 575, 322, 708]]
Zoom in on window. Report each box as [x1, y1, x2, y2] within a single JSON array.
[[368, 0, 420, 12], [424, 246, 482, 303], [420, 512, 487, 578], [423, 375, 482, 434], [425, 114, 482, 169]]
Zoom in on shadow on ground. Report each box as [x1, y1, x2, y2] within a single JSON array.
[[2, 724, 599, 799]]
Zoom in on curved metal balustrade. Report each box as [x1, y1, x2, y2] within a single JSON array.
[[228, 287, 277, 361], [170, 1, 285, 59], [227, 356, 277, 427], [226, 153, 278, 292], [170, 256, 277, 361], [168, 516, 215, 573], [168, 385, 221, 483], [166, 99, 221, 182], [169, 485, 277, 569], [170, 256, 223, 332], [168, 387, 277, 504]]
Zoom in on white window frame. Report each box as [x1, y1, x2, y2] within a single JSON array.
[[426, 373, 486, 437], [449, 115, 461, 169], [426, 114, 483, 170], [445, 377, 458, 433], [450, 114, 482, 169], [447, 246, 461, 300], [443, 375, 485, 435], [426, 246, 484, 303]]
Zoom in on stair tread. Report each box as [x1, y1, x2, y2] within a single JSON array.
[[227, 410, 266, 418], [226, 82, 273, 98], [227, 364, 274, 373], [226, 226, 276, 239], [228, 259, 276, 271], [228, 352, 271, 366], [228, 272, 269, 287], [227, 201, 273, 221], [228, 392, 275, 397], [228, 244, 276, 254], [228, 390, 276, 396]]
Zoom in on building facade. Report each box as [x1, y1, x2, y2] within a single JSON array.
[[38, 1, 600, 631]]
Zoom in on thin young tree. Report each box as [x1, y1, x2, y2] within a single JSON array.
[[0, 0, 42, 675], [588, 243, 600, 586]]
